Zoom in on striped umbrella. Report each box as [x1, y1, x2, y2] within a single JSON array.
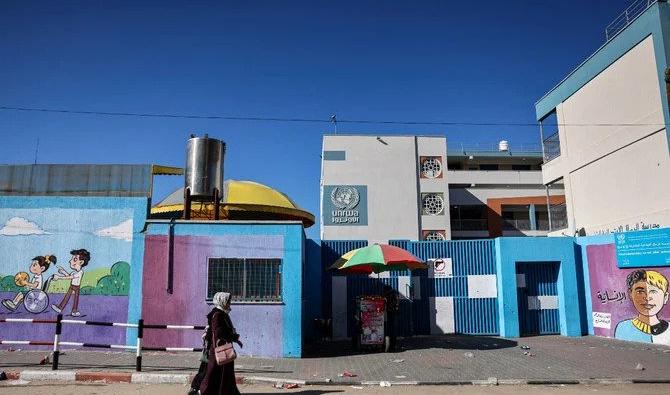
[[328, 244, 426, 274]]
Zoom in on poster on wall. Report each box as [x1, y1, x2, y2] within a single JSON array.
[[615, 228, 670, 268], [359, 296, 385, 345], [588, 244, 670, 345], [428, 258, 452, 278]]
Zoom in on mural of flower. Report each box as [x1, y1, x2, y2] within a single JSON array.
[[0, 217, 50, 236], [94, 219, 133, 242]]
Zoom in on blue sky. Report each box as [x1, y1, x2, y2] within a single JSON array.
[[0, 0, 634, 238]]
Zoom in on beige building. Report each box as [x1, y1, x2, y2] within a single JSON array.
[[535, 1, 670, 236]]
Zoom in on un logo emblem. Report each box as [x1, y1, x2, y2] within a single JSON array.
[[331, 186, 360, 210]]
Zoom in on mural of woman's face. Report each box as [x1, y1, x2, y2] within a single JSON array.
[[631, 280, 669, 317]]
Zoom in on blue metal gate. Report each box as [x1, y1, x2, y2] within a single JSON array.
[[516, 262, 560, 336]]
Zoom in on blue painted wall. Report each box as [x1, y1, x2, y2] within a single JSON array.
[[495, 237, 582, 338], [303, 238, 323, 342]]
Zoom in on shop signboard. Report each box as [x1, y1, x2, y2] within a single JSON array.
[[615, 228, 670, 268], [359, 297, 385, 345]]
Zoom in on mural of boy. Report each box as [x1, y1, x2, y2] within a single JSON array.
[[51, 249, 90, 317], [614, 269, 670, 345], [2, 255, 56, 312]]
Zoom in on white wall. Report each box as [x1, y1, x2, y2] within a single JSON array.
[[542, 36, 670, 234], [321, 135, 449, 242]]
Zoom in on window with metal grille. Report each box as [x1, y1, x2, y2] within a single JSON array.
[[420, 156, 443, 178], [421, 193, 445, 215], [207, 258, 282, 302]]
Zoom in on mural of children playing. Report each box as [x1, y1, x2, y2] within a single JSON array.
[[51, 249, 90, 317], [2, 255, 56, 312], [614, 269, 670, 345]]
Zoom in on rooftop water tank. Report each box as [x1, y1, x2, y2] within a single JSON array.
[[498, 140, 509, 152], [184, 134, 225, 200]]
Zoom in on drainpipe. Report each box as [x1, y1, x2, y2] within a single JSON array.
[[167, 217, 176, 294]]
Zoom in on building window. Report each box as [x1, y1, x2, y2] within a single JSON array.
[[450, 205, 488, 231], [420, 156, 443, 178], [421, 193, 445, 215], [207, 258, 282, 302], [422, 230, 446, 241], [478, 164, 499, 171], [511, 164, 532, 171]]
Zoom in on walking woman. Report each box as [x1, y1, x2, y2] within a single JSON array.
[[199, 292, 243, 395]]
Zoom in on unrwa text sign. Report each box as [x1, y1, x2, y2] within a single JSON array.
[[322, 185, 368, 226]]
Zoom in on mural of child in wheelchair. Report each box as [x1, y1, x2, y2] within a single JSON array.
[[2, 254, 56, 314]]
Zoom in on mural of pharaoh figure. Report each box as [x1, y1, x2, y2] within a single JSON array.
[[614, 269, 670, 345]]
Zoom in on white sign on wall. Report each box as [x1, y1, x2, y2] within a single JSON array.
[[428, 258, 453, 278], [593, 312, 612, 329]]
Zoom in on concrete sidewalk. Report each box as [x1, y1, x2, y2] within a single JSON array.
[[2, 335, 670, 385]]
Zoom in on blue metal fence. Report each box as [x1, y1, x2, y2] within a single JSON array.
[[517, 262, 560, 335], [319, 239, 501, 339]]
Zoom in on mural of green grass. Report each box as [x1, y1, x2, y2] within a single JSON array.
[[0, 261, 130, 296]]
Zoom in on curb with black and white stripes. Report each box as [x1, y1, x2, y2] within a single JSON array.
[[2, 371, 670, 386]]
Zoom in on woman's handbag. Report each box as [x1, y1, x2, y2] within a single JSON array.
[[214, 342, 236, 365]]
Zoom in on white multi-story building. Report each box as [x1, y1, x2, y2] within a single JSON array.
[[321, 135, 450, 243], [535, 0, 670, 236], [320, 135, 565, 242]]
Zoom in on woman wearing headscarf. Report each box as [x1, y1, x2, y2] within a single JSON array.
[[199, 292, 243, 395]]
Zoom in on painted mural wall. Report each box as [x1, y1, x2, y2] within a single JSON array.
[[142, 222, 303, 358], [587, 244, 670, 345], [0, 197, 146, 348]]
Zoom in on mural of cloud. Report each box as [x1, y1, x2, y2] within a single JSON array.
[[94, 219, 133, 242], [0, 217, 51, 236]]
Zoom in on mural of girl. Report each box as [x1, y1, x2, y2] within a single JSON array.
[[2, 254, 55, 312], [614, 270, 670, 345]]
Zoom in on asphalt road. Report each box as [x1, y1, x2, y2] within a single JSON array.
[[1, 383, 670, 395]]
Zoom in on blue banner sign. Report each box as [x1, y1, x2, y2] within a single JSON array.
[[615, 228, 670, 268], [322, 185, 368, 226]]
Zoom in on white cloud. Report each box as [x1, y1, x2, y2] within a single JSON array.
[[0, 217, 50, 236], [94, 219, 133, 242]]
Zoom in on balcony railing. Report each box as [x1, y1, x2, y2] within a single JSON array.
[[605, 0, 656, 41], [502, 219, 532, 231], [450, 219, 489, 231], [542, 132, 561, 163]]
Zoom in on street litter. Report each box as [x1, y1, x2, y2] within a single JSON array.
[[0, 371, 7, 381], [379, 381, 391, 387], [391, 359, 404, 363], [520, 345, 531, 350], [39, 355, 50, 365], [635, 363, 645, 371], [283, 383, 300, 389], [394, 375, 406, 379], [339, 371, 357, 378], [523, 351, 535, 357], [463, 352, 474, 358], [351, 386, 363, 389]]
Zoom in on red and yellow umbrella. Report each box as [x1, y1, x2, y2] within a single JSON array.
[[328, 244, 426, 274]]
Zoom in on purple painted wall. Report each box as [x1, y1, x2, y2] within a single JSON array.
[[587, 244, 670, 345], [142, 234, 285, 357], [0, 293, 128, 349]]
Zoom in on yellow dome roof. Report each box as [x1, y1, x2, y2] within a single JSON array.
[[151, 180, 314, 228]]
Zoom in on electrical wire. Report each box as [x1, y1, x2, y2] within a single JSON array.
[[0, 105, 667, 128]]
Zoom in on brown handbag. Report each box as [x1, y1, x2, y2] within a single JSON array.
[[214, 342, 237, 365]]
